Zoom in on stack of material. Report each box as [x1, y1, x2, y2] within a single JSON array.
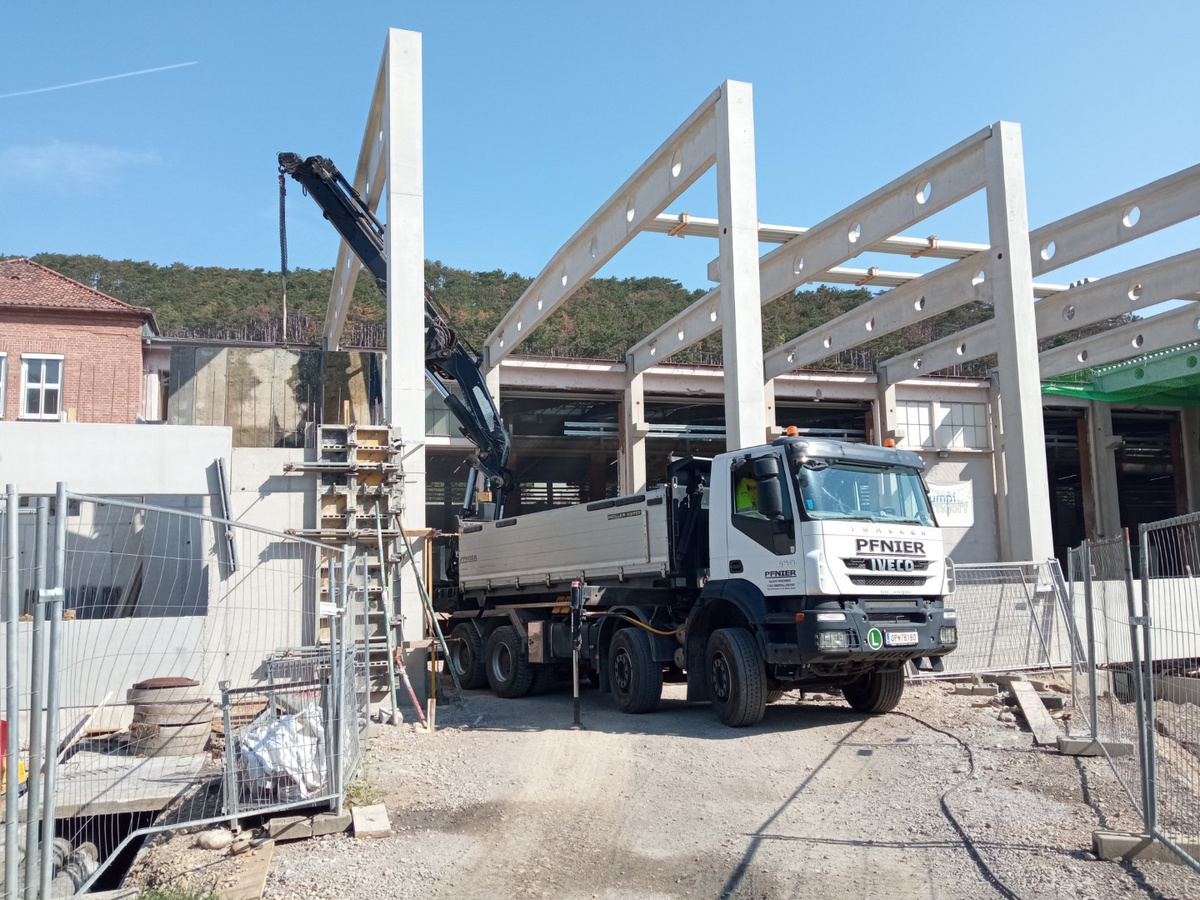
[[127, 677, 213, 757]]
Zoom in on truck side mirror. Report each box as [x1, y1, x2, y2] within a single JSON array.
[[757, 478, 784, 519], [753, 457, 779, 479]]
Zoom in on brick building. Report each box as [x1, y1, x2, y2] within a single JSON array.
[[0, 258, 158, 423]]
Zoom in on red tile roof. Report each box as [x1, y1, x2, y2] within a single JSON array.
[[0, 258, 158, 332]]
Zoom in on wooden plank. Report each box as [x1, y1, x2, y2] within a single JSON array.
[[1011, 681, 1062, 746], [219, 840, 275, 900]]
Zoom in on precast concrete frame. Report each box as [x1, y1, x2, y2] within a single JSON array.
[[881, 164, 1200, 379], [321, 28, 427, 684], [879, 162, 1200, 542], [628, 122, 1053, 558], [478, 81, 766, 493]]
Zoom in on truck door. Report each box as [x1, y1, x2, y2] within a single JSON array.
[[712, 454, 801, 595]]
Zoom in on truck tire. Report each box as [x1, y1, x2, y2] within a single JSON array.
[[485, 625, 536, 698], [609, 628, 663, 714], [842, 668, 905, 714], [765, 689, 787, 704], [706, 628, 766, 727], [449, 623, 487, 690]]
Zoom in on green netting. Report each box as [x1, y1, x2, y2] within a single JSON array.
[[1042, 343, 1200, 406]]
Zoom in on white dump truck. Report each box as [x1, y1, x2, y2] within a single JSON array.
[[434, 434, 957, 726]]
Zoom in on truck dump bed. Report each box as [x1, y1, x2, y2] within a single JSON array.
[[457, 488, 672, 592]]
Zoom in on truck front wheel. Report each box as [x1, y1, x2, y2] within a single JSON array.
[[842, 668, 905, 713], [609, 627, 663, 713], [706, 628, 766, 727], [449, 623, 487, 690], [485, 625, 536, 698]]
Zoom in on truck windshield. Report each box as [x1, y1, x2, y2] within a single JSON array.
[[790, 459, 936, 526]]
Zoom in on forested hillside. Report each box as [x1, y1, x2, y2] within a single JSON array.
[[22, 253, 1117, 375]]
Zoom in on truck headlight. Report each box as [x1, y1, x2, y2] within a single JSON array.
[[939, 626, 958, 645], [817, 631, 849, 651]]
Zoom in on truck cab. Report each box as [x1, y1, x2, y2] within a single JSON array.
[[687, 436, 957, 723]]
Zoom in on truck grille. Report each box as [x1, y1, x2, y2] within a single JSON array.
[[849, 575, 928, 587]]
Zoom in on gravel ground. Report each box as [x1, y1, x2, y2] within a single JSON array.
[[138, 679, 1200, 899]]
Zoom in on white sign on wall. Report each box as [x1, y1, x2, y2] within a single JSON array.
[[928, 481, 974, 527]]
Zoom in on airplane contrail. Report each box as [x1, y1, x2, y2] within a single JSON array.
[[0, 61, 199, 100]]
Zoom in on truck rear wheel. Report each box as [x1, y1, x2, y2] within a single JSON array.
[[706, 628, 766, 727], [609, 628, 663, 714], [485, 625, 536, 698], [449, 623, 488, 690], [842, 668, 905, 713]]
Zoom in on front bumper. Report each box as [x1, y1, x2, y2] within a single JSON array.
[[763, 604, 957, 666]]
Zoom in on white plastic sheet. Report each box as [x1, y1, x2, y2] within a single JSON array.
[[240, 705, 327, 802]]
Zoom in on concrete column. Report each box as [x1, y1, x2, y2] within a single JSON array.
[[1088, 401, 1123, 538], [984, 122, 1053, 560], [620, 371, 649, 494], [1180, 407, 1200, 513], [381, 28, 428, 691], [989, 376, 1011, 559], [764, 378, 782, 442], [714, 81, 766, 452], [874, 378, 901, 446]]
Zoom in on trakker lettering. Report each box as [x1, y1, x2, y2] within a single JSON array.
[[854, 538, 926, 556]]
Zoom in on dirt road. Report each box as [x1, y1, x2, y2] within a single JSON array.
[[262, 682, 1197, 899]]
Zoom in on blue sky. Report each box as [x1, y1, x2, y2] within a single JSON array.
[[1, 2, 1196, 296]]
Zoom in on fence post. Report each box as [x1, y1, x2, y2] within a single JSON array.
[[4, 485, 19, 900], [220, 682, 240, 833], [39, 483, 67, 900], [1080, 540, 1100, 743], [1138, 524, 1159, 835], [23, 499, 49, 900]]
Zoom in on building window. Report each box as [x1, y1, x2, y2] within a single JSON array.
[[21, 355, 64, 420], [0, 353, 6, 418], [897, 400, 990, 450]]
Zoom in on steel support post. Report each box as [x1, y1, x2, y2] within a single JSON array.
[[1138, 525, 1159, 833], [713, 81, 766, 451], [4, 485, 18, 900], [1079, 541, 1100, 742], [39, 483, 67, 900], [219, 682, 240, 832], [23, 499, 48, 899], [1122, 529, 1152, 830], [983, 122, 1052, 560]]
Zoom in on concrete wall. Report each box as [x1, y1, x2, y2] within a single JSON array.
[[922, 454, 1000, 563], [0, 422, 233, 496]]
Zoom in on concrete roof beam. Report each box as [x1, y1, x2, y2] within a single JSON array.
[[482, 88, 724, 369]]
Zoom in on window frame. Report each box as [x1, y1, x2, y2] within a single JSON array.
[[20, 353, 65, 421]]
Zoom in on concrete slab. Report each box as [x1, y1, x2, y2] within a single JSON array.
[[1057, 735, 1135, 757], [1011, 681, 1062, 746], [267, 815, 313, 842], [352, 803, 392, 839], [1093, 830, 1200, 864], [313, 811, 352, 836], [954, 684, 999, 696], [48, 749, 210, 818]]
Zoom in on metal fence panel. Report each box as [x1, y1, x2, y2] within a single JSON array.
[[1072, 534, 1147, 817], [1141, 513, 1200, 873], [1, 490, 372, 895], [932, 560, 1071, 677]]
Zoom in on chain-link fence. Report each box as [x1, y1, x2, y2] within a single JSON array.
[[0, 485, 370, 897], [921, 560, 1072, 678]]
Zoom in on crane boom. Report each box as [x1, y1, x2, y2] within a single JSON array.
[[278, 152, 513, 520]]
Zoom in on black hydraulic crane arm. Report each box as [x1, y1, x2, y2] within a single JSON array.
[[278, 152, 513, 520]]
